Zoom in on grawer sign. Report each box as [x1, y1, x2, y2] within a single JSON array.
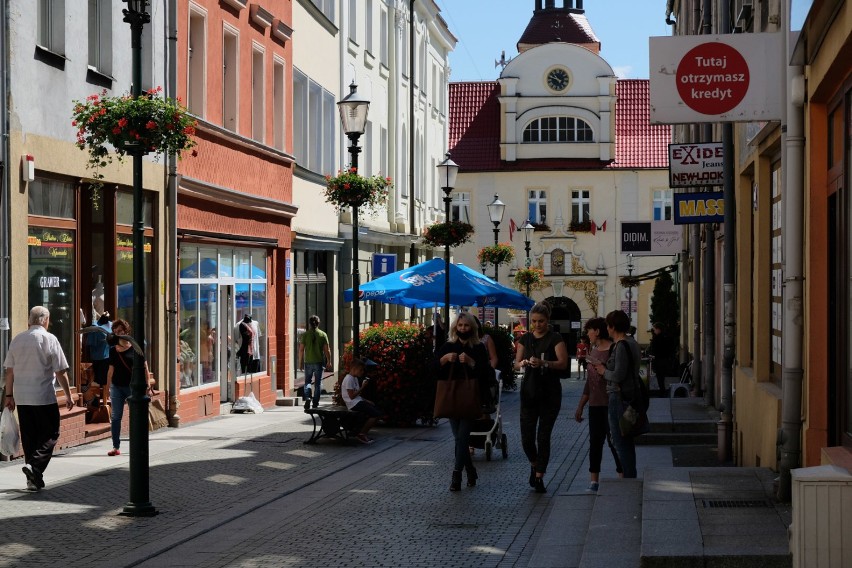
[[649, 33, 783, 123], [669, 142, 724, 187]]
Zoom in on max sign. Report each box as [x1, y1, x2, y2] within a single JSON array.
[[669, 142, 724, 187], [649, 33, 783, 123]]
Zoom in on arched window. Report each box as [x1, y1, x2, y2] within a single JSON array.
[[523, 117, 593, 143]]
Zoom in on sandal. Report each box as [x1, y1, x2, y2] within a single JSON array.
[[108, 449, 121, 456]]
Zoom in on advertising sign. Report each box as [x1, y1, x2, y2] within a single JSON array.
[[621, 221, 683, 256], [650, 33, 783, 123], [673, 192, 725, 224], [669, 142, 724, 187]]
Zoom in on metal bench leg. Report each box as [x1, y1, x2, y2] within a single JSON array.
[[304, 412, 322, 444]]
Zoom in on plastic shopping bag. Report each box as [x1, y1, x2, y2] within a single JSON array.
[[1, 407, 21, 456]]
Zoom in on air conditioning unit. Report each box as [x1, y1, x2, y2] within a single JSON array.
[[790, 465, 852, 568]]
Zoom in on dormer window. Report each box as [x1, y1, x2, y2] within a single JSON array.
[[522, 116, 593, 143]]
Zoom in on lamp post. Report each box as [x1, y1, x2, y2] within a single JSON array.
[[121, 0, 155, 517], [338, 82, 370, 359], [627, 253, 635, 326], [487, 194, 506, 326], [522, 219, 535, 326], [436, 153, 459, 323]]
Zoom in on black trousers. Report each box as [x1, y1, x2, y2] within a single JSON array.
[[17, 403, 61, 477], [588, 405, 622, 474], [520, 388, 562, 474]]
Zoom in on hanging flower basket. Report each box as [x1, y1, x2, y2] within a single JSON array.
[[421, 221, 474, 248], [477, 243, 516, 267], [620, 276, 640, 288], [323, 168, 392, 213], [514, 266, 545, 291], [72, 87, 198, 197]]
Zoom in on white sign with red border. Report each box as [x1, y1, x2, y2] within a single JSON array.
[[649, 33, 783, 124]]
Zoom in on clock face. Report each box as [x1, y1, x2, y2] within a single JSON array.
[[546, 68, 570, 92]]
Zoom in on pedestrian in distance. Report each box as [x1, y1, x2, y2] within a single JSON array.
[[591, 310, 642, 478], [340, 358, 384, 444], [647, 322, 677, 397], [106, 319, 150, 457], [299, 315, 332, 409], [574, 318, 623, 492], [514, 302, 569, 493], [3, 306, 75, 491], [575, 336, 589, 380], [434, 312, 495, 491]]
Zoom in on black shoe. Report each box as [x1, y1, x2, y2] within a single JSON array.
[[533, 476, 546, 494], [466, 466, 478, 488], [22, 465, 45, 489], [450, 470, 462, 492], [529, 466, 537, 488]]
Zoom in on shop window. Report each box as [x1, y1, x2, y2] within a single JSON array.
[[293, 250, 330, 375], [29, 178, 74, 218]]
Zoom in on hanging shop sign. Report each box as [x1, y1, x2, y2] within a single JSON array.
[[620, 221, 682, 256], [649, 33, 783, 123], [673, 192, 725, 224], [669, 142, 724, 187]]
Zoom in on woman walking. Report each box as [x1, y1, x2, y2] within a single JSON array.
[[591, 310, 641, 478], [435, 312, 495, 491], [514, 303, 568, 493], [106, 319, 149, 457], [574, 317, 623, 491]]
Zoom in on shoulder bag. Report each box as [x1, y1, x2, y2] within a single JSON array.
[[618, 341, 650, 438], [433, 359, 482, 420]]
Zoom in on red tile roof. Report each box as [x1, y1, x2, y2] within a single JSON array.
[[613, 80, 671, 169], [517, 10, 600, 51], [448, 79, 671, 172]]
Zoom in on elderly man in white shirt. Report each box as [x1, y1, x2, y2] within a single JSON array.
[[3, 306, 74, 491]]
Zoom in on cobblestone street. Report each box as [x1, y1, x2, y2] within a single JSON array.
[[1, 380, 596, 568]]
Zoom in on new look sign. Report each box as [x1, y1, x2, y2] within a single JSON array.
[[669, 142, 724, 188], [650, 33, 783, 124]]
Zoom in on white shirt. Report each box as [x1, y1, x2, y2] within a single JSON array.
[[4, 325, 69, 405], [340, 373, 363, 410]]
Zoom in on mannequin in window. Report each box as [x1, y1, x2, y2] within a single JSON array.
[[236, 314, 261, 373], [91, 273, 105, 322]]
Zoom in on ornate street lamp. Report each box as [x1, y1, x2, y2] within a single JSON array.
[[487, 194, 506, 326], [436, 153, 459, 322], [121, 0, 155, 517], [338, 82, 370, 358], [522, 219, 535, 324]]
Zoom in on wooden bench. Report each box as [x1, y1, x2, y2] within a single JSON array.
[[303, 402, 367, 444]]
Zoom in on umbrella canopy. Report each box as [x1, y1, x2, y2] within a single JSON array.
[[344, 258, 534, 310]]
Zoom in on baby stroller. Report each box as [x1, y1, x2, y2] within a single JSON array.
[[469, 371, 508, 461]]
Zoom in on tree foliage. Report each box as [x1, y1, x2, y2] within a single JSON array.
[[649, 271, 679, 337]]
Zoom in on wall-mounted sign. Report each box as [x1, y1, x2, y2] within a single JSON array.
[[669, 142, 724, 187], [650, 33, 783, 123], [673, 192, 725, 224], [372, 253, 397, 277], [621, 221, 683, 256]]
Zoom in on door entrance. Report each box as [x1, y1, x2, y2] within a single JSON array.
[[546, 297, 582, 373]]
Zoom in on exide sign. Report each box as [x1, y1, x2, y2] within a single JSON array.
[[669, 142, 724, 188]]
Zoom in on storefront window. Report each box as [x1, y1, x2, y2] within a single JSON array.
[[179, 244, 268, 389], [28, 227, 76, 385], [115, 233, 154, 354], [293, 250, 330, 377]]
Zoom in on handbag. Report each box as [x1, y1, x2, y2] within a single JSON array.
[[618, 341, 650, 438], [433, 362, 482, 420]]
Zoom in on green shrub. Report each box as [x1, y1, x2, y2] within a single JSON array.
[[335, 322, 436, 426]]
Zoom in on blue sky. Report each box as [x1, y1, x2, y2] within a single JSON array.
[[438, 1, 814, 83]]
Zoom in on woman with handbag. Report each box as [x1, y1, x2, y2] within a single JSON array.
[[513, 302, 568, 493], [434, 312, 494, 492], [591, 310, 641, 478], [106, 319, 149, 457]]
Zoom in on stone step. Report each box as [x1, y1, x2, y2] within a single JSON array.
[[578, 479, 643, 568], [636, 432, 718, 446]]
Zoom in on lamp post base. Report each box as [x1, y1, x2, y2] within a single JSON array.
[[120, 502, 158, 517]]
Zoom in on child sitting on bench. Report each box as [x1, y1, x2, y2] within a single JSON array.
[[340, 358, 383, 444]]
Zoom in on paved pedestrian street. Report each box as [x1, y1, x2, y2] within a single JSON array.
[[0, 380, 633, 568]]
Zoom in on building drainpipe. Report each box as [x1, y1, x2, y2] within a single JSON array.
[[165, 0, 180, 426], [700, 0, 715, 409], [719, 0, 735, 463], [777, 0, 804, 501], [0, 0, 10, 418], [408, 0, 416, 278]]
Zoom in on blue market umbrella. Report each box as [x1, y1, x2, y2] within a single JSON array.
[[344, 258, 534, 310]]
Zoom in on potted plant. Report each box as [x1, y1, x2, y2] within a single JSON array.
[[72, 87, 198, 202], [514, 266, 545, 291], [477, 243, 516, 267], [422, 221, 474, 248], [620, 275, 640, 288], [569, 220, 593, 233], [323, 167, 393, 213]]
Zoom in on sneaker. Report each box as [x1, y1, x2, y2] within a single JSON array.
[[26, 480, 39, 492], [22, 465, 45, 489], [587, 482, 599, 492], [108, 449, 121, 456], [356, 434, 373, 444]]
